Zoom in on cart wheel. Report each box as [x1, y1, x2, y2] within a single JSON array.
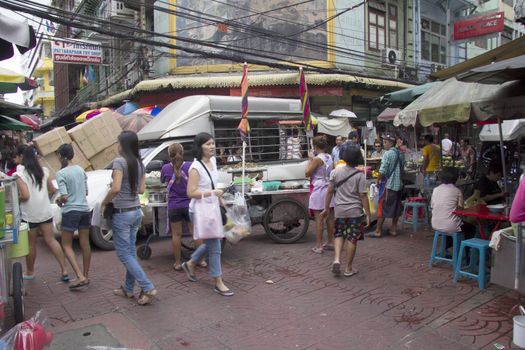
[[263, 198, 310, 244], [137, 245, 152, 260], [12, 262, 24, 324]]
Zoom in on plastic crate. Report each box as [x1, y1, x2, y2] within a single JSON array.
[[262, 181, 281, 191]]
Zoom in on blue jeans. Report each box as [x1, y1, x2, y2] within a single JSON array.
[[112, 209, 154, 293], [190, 239, 222, 278]]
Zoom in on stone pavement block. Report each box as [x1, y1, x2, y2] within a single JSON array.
[[435, 294, 518, 349], [52, 324, 122, 349], [159, 330, 233, 350], [388, 328, 469, 350]]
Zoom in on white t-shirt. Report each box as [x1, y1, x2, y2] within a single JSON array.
[[188, 157, 218, 212], [441, 138, 452, 155], [17, 166, 53, 223], [431, 184, 463, 233]]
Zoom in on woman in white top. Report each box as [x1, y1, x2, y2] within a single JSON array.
[[182, 132, 233, 297], [15, 145, 68, 281]]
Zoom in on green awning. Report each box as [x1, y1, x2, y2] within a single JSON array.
[[380, 82, 441, 107], [0, 115, 31, 130]]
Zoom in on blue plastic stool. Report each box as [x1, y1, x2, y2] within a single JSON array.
[[454, 238, 491, 289], [429, 231, 464, 269], [401, 201, 429, 233]]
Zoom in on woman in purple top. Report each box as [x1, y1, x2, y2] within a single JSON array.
[[161, 143, 193, 271]]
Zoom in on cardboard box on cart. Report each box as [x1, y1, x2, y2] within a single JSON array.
[[32, 127, 71, 156], [39, 142, 91, 175], [68, 111, 122, 159], [89, 142, 119, 170]]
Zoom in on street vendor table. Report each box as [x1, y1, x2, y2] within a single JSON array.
[[453, 204, 509, 240]]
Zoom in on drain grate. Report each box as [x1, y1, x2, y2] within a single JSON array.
[[52, 324, 122, 349]]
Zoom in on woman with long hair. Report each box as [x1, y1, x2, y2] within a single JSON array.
[[55, 144, 91, 290], [305, 135, 335, 254], [102, 131, 156, 305], [160, 143, 200, 271], [15, 144, 68, 280], [181, 132, 233, 296]]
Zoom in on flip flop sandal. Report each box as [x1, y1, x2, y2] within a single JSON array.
[[199, 261, 208, 268], [61, 274, 70, 282], [331, 262, 341, 276], [213, 286, 234, 297], [69, 279, 89, 290], [23, 275, 35, 281], [181, 262, 197, 282], [311, 247, 323, 254], [344, 269, 359, 277], [173, 264, 183, 271]]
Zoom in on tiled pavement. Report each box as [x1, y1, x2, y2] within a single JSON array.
[[3, 225, 523, 349]]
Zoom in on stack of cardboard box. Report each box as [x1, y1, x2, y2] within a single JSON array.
[[68, 111, 122, 169], [33, 111, 123, 174], [33, 127, 91, 175]]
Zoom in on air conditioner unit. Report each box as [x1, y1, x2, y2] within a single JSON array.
[[381, 48, 402, 65], [431, 63, 446, 73]]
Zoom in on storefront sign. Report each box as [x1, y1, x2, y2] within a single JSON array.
[[51, 39, 103, 64], [453, 12, 504, 41]]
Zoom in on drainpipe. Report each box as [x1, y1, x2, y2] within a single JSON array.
[[446, 0, 451, 66]]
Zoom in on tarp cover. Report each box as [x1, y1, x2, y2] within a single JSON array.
[[394, 78, 525, 127], [316, 116, 352, 137]]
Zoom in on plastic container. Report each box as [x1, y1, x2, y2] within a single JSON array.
[[262, 181, 281, 191], [8, 223, 29, 259], [514, 315, 525, 348]]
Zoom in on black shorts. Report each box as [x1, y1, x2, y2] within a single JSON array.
[[378, 189, 403, 219], [61, 210, 92, 232], [28, 218, 53, 230], [168, 208, 190, 223]]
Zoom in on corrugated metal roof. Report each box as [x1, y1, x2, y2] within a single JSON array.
[[96, 73, 413, 107]]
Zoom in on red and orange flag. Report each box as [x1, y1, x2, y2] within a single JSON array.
[[299, 67, 313, 132], [237, 63, 250, 141]]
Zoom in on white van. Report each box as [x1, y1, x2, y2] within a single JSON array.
[[86, 95, 311, 250]]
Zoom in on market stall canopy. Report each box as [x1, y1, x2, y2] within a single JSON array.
[[394, 78, 525, 127], [115, 101, 139, 115], [377, 107, 402, 122], [380, 82, 440, 107], [457, 54, 525, 84], [0, 67, 38, 93], [19, 114, 40, 130], [329, 109, 357, 118], [0, 17, 36, 61], [314, 114, 352, 137], [116, 113, 153, 133], [0, 115, 31, 131], [0, 100, 41, 117], [479, 118, 525, 142]]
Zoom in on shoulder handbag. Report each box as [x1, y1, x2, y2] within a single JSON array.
[[197, 160, 228, 225], [334, 169, 360, 193]]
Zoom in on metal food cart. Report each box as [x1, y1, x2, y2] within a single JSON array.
[[0, 177, 25, 328]]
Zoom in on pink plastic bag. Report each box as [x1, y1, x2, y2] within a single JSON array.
[[192, 194, 224, 240]]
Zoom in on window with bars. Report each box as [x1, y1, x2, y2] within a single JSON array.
[[421, 18, 447, 64], [213, 120, 309, 165], [368, 8, 386, 51], [388, 5, 398, 49]]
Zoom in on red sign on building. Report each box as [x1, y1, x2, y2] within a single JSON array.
[[453, 12, 505, 41]]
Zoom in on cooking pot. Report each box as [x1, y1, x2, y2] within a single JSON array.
[[148, 192, 167, 203]]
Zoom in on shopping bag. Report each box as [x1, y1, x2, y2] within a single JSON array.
[[368, 183, 379, 215], [192, 194, 224, 240], [224, 192, 252, 244]]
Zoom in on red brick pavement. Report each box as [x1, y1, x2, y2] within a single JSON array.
[[3, 225, 522, 349]]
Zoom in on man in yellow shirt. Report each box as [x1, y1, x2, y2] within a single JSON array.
[[421, 135, 441, 190]]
